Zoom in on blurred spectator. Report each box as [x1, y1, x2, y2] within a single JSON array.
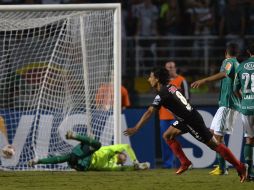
[[95, 83, 131, 111], [135, 0, 159, 67], [246, 0, 254, 35], [191, 0, 214, 35], [121, 85, 131, 110], [219, 0, 246, 51], [157, 0, 181, 58], [124, 0, 142, 36], [157, 0, 180, 36], [186, 0, 214, 58]]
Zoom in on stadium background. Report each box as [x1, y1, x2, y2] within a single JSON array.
[[0, 0, 253, 169]]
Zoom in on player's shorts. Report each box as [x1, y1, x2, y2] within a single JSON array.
[[172, 110, 213, 143], [210, 106, 239, 136], [241, 114, 254, 138]]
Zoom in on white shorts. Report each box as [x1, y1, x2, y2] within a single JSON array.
[[241, 114, 254, 138], [210, 106, 239, 136]]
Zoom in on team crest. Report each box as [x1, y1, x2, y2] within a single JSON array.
[[168, 86, 177, 93], [244, 62, 254, 70], [225, 62, 232, 71]]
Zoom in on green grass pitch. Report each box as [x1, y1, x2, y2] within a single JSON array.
[[0, 169, 253, 190]]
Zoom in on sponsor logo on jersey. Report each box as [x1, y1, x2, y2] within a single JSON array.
[[225, 62, 232, 71], [168, 86, 177, 94], [244, 94, 254, 99], [244, 62, 254, 70], [152, 95, 161, 105]]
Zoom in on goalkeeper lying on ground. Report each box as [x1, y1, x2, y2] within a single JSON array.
[[28, 131, 150, 171]]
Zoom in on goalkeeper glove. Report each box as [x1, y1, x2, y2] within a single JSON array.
[[133, 160, 150, 170], [28, 158, 38, 167], [65, 131, 75, 139], [137, 162, 150, 170]]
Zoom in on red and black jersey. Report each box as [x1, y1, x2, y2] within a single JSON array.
[[151, 84, 213, 143], [151, 84, 194, 121]]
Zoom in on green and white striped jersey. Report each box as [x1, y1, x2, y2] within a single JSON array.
[[234, 57, 254, 115], [218, 57, 240, 110]]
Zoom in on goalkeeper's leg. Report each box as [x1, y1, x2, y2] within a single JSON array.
[[66, 131, 101, 150], [28, 154, 71, 166]]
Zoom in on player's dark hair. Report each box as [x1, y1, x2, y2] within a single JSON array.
[[152, 67, 169, 85], [247, 43, 254, 55], [226, 43, 239, 56]]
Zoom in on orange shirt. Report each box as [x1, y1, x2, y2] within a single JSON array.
[[159, 75, 189, 120], [95, 83, 130, 110], [121, 86, 131, 108]]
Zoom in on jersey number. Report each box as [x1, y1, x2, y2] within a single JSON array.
[[242, 73, 254, 93], [175, 91, 192, 111]]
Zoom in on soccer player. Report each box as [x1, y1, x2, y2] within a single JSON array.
[[234, 43, 254, 180], [159, 61, 190, 168], [124, 67, 248, 182], [28, 131, 149, 171], [191, 43, 240, 175]]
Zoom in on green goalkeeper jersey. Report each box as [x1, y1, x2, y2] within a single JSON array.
[[88, 144, 137, 171], [218, 57, 240, 110], [36, 135, 138, 171], [234, 57, 254, 115]]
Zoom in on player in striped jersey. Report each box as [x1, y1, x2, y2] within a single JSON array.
[[234, 43, 254, 180], [124, 67, 247, 182], [191, 43, 241, 175], [159, 61, 190, 168]]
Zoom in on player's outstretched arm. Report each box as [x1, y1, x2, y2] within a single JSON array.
[[123, 106, 155, 136], [191, 72, 226, 88]]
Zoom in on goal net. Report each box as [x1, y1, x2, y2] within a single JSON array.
[[0, 4, 122, 170]]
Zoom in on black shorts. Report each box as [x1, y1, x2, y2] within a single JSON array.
[[172, 113, 213, 143]]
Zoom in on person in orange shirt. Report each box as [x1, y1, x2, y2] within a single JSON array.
[[121, 85, 131, 110], [95, 83, 131, 111], [94, 82, 131, 142], [159, 61, 190, 168]]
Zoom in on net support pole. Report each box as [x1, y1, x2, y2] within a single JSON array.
[[80, 15, 92, 137], [113, 4, 121, 144]]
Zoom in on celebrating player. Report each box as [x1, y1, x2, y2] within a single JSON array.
[[159, 61, 190, 168], [124, 67, 248, 182], [28, 131, 149, 171]]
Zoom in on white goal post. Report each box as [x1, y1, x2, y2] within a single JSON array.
[[0, 4, 122, 170]]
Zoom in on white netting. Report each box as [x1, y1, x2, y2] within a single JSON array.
[[0, 6, 120, 170]]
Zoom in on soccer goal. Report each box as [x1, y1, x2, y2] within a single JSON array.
[[0, 4, 122, 170]]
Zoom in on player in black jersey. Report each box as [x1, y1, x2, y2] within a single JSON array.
[[124, 67, 248, 182]]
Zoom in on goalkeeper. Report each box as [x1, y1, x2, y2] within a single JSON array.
[[28, 131, 149, 171]]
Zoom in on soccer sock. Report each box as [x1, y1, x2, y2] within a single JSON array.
[[38, 154, 71, 164], [75, 134, 101, 150], [244, 144, 253, 174], [215, 143, 242, 171], [217, 153, 226, 171], [166, 139, 190, 165]]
